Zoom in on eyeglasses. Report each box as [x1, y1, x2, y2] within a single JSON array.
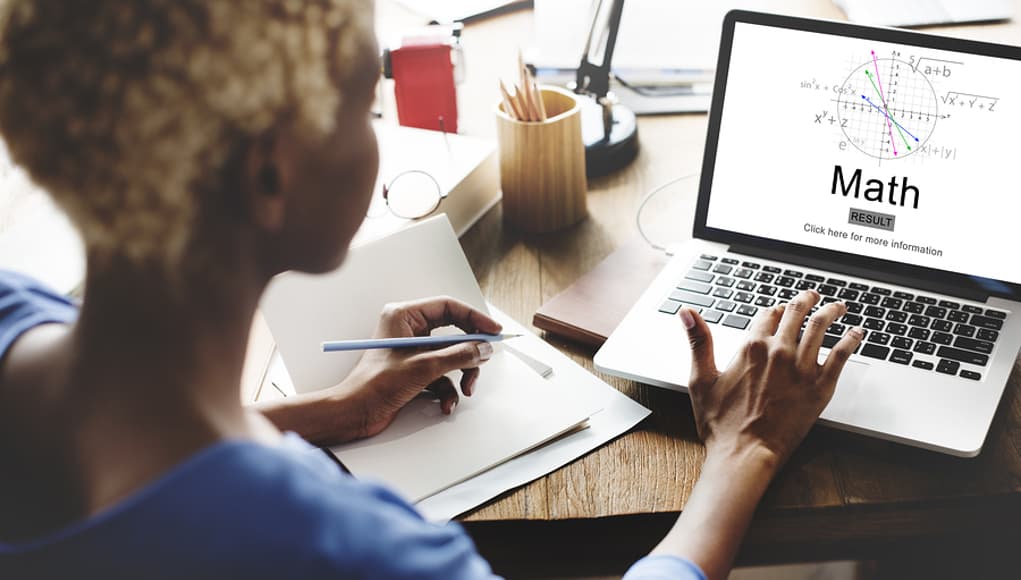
[[366, 169, 447, 220]]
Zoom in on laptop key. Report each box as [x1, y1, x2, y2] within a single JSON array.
[[953, 336, 994, 355], [890, 350, 913, 365], [668, 290, 715, 308], [678, 280, 712, 294], [925, 306, 948, 318], [970, 315, 1004, 331], [826, 278, 847, 287], [871, 287, 892, 296], [909, 315, 932, 328], [758, 285, 778, 296], [939, 299, 960, 310], [734, 292, 754, 304], [826, 323, 846, 335], [702, 310, 724, 324], [960, 370, 982, 381], [886, 311, 908, 323], [795, 280, 817, 291], [763, 266, 782, 274], [937, 346, 989, 366], [977, 328, 999, 342], [903, 302, 925, 314], [741, 261, 760, 269], [932, 332, 954, 345], [784, 269, 804, 278], [894, 291, 914, 300], [886, 323, 907, 336], [721, 257, 739, 265], [863, 318, 885, 331], [913, 341, 937, 355], [936, 359, 961, 375], [908, 327, 930, 340], [723, 314, 751, 329], [775, 276, 796, 288], [817, 284, 838, 296], [659, 300, 683, 315], [962, 305, 983, 314], [778, 288, 798, 300], [860, 293, 881, 305], [861, 344, 890, 360], [805, 274, 825, 282], [713, 287, 734, 299], [734, 268, 754, 279], [838, 288, 860, 301], [737, 305, 758, 317], [952, 324, 976, 338], [754, 296, 776, 307], [867, 332, 891, 345], [716, 300, 737, 312], [984, 309, 1007, 319], [716, 276, 736, 287], [947, 310, 970, 323], [892, 336, 913, 349], [849, 282, 869, 291], [737, 280, 756, 291], [931, 320, 953, 332], [701, 254, 718, 261], [912, 360, 934, 370], [846, 302, 864, 314], [881, 297, 903, 310], [754, 272, 775, 283], [821, 334, 841, 349], [864, 306, 886, 318], [712, 264, 733, 275], [685, 271, 714, 283], [842, 313, 863, 326], [915, 296, 937, 305], [692, 260, 712, 271]]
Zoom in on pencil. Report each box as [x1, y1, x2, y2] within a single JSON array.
[[533, 80, 547, 121], [499, 79, 524, 121], [322, 333, 523, 353]]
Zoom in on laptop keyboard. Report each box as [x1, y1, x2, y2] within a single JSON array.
[[658, 254, 1010, 382]]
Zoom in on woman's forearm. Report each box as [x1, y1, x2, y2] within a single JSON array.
[[650, 442, 780, 580]]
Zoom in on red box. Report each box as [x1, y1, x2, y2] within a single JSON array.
[[388, 43, 458, 133]]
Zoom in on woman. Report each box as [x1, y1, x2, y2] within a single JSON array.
[[0, 1, 863, 578]]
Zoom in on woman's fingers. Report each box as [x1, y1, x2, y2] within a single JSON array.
[[393, 296, 502, 335], [821, 327, 866, 385], [749, 303, 785, 339], [797, 301, 848, 368], [679, 307, 721, 391], [776, 290, 819, 343], [460, 366, 480, 397], [427, 375, 460, 414]]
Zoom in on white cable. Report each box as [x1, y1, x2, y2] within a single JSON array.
[[635, 173, 696, 254]]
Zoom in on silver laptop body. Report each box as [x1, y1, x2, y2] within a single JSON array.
[[595, 11, 1021, 457]]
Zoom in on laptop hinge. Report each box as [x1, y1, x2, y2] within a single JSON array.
[[728, 243, 991, 303]]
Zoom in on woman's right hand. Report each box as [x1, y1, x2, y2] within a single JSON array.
[[679, 289, 865, 467]]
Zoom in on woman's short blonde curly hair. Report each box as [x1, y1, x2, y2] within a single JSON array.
[[0, 0, 374, 266]]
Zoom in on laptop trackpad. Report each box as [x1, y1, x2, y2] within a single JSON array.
[[824, 360, 870, 419]]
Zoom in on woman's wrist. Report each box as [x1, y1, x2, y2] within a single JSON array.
[[253, 383, 369, 445], [702, 437, 782, 490]]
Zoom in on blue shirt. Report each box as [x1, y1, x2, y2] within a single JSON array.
[[0, 270, 703, 580]]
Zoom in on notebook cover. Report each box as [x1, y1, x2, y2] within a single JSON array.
[[533, 239, 669, 347]]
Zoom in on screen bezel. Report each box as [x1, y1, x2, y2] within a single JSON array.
[[694, 10, 1021, 301]]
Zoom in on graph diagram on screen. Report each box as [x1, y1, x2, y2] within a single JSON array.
[[836, 50, 939, 160]]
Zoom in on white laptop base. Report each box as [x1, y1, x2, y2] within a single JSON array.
[[595, 240, 1021, 457]]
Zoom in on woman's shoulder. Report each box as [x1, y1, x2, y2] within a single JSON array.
[[3, 433, 496, 579], [0, 269, 77, 360]]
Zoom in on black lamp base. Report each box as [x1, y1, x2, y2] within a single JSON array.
[[578, 96, 639, 177]]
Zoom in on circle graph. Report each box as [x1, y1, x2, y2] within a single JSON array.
[[836, 53, 938, 160]]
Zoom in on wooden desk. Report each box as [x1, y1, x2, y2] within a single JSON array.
[[386, 1, 1021, 576]]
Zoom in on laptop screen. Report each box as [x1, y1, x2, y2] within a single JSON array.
[[702, 18, 1021, 287]]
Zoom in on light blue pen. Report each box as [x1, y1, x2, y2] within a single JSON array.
[[321, 333, 523, 352]]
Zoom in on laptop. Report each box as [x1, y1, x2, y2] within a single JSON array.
[[594, 10, 1021, 457]]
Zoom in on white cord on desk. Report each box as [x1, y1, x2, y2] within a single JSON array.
[[635, 173, 696, 254]]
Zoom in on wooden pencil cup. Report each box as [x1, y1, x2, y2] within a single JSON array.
[[496, 86, 588, 233]]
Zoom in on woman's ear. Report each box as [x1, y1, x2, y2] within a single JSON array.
[[242, 133, 288, 233]]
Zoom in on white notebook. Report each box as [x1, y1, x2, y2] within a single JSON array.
[[260, 216, 600, 502]]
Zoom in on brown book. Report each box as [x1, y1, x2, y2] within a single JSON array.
[[533, 239, 669, 347]]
